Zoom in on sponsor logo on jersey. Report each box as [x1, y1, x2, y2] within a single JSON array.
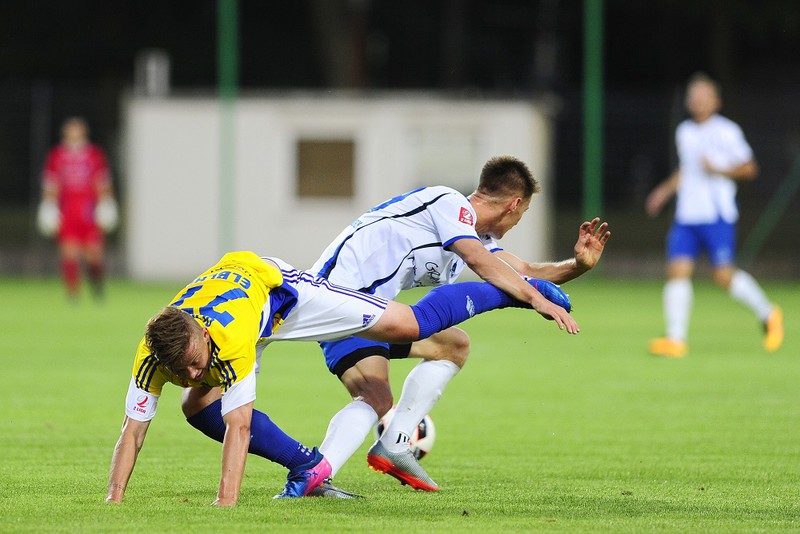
[[362, 314, 375, 327], [458, 207, 474, 226], [425, 261, 441, 283]]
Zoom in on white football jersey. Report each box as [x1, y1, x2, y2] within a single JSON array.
[[675, 114, 753, 224], [311, 186, 500, 299]]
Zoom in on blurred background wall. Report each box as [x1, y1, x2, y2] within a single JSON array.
[[124, 95, 551, 278], [1, 0, 798, 278]]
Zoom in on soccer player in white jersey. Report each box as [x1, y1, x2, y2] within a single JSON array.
[[106, 252, 578, 505], [646, 72, 784, 358], [308, 155, 611, 493]]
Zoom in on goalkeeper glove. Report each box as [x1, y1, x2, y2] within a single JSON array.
[[95, 196, 119, 232], [36, 199, 60, 237]]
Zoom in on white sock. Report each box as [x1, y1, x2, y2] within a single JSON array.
[[729, 269, 772, 322], [380, 359, 460, 453], [319, 400, 377, 477], [664, 278, 693, 342]]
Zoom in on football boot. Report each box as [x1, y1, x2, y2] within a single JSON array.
[[648, 337, 688, 358], [366, 441, 439, 492], [273, 447, 332, 499], [763, 306, 784, 352], [307, 478, 364, 499]]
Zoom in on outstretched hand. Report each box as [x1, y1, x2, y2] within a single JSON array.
[[574, 218, 611, 271], [535, 299, 580, 334]]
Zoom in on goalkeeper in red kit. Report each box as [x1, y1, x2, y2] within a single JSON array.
[[37, 117, 119, 300]]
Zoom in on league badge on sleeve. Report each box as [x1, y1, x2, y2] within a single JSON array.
[[458, 207, 474, 226]]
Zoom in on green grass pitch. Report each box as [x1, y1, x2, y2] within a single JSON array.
[[0, 275, 797, 532]]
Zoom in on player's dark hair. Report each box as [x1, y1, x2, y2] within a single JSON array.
[[145, 306, 196, 371], [477, 155, 540, 200]]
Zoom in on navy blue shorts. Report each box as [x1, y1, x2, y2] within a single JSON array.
[[321, 337, 411, 379]]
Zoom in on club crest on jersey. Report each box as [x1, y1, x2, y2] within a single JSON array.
[[458, 207, 474, 226]]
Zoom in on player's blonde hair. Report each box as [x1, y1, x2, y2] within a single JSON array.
[[476, 155, 540, 202], [145, 306, 197, 371]]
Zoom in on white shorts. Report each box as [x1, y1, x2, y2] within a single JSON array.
[[261, 257, 389, 344], [248, 259, 391, 414]]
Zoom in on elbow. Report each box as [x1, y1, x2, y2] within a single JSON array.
[[226, 420, 251, 441], [461, 253, 483, 274]]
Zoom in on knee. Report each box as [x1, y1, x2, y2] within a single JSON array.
[[353, 380, 394, 418], [181, 396, 201, 418], [666, 260, 693, 280], [712, 269, 733, 289], [181, 399, 197, 419], [371, 396, 394, 420], [181, 387, 219, 418]]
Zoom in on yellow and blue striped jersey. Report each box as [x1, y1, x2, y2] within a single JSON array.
[[131, 251, 292, 395]]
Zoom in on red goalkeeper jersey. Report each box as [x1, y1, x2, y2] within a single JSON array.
[[43, 142, 110, 226]]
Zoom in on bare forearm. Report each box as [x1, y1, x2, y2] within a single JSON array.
[[215, 419, 251, 506], [470, 258, 545, 308], [41, 183, 59, 202], [455, 242, 546, 308], [518, 258, 585, 285], [97, 180, 114, 198], [493, 218, 610, 286], [106, 436, 139, 503], [722, 160, 758, 181], [646, 170, 680, 216]]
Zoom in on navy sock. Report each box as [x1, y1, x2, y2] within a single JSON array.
[[186, 399, 316, 470], [410, 281, 525, 339]]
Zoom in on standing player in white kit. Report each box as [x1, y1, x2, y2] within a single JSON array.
[[646, 72, 783, 358]]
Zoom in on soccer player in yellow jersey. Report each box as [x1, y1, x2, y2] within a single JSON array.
[[106, 251, 577, 505]]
